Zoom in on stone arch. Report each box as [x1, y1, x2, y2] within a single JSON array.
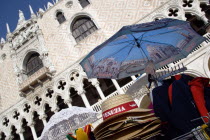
[[56, 95, 69, 111], [21, 118, 33, 140], [0, 131, 6, 140], [70, 14, 98, 42], [20, 49, 40, 70], [69, 87, 85, 107], [184, 11, 206, 35], [200, 2, 210, 22], [68, 12, 100, 32], [22, 51, 43, 76], [10, 125, 20, 140], [82, 78, 100, 105], [32, 111, 44, 137], [44, 103, 55, 122]]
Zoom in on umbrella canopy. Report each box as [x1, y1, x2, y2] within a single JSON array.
[[40, 106, 98, 140], [80, 18, 206, 79]]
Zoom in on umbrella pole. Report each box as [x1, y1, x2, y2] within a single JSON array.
[[130, 33, 149, 60]]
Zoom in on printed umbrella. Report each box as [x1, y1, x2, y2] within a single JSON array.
[[40, 106, 98, 140], [80, 18, 206, 79]]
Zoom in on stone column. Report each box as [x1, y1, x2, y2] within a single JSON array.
[[78, 90, 91, 108], [64, 98, 72, 107], [111, 79, 124, 94], [90, 79, 106, 100], [17, 129, 25, 140], [39, 114, 47, 126], [51, 107, 59, 113], [29, 123, 38, 140]]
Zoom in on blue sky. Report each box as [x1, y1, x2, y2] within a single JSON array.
[[0, 0, 51, 39]]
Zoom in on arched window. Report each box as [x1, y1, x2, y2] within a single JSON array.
[[79, 0, 90, 8], [26, 53, 43, 76], [185, 13, 206, 35], [71, 17, 97, 42], [56, 11, 66, 24]]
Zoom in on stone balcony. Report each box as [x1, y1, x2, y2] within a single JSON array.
[[19, 67, 52, 96]]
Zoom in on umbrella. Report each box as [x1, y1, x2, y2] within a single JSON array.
[[40, 106, 98, 140], [80, 18, 206, 79]]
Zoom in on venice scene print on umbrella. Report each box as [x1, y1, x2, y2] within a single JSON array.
[[80, 18, 206, 79]]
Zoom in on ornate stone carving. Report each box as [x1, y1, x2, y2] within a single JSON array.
[[11, 24, 39, 49]]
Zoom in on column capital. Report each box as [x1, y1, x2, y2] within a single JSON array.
[[89, 79, 99, 86], [64, 98, 72, 104], [77, 89, 86, 96], [28, 121, 35, 127], [51, 107, 59, 113], [39, 114, 47, 120], [16, 128, 25, 134]]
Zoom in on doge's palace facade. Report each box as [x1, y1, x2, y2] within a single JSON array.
[[0, 0, 210, 139]]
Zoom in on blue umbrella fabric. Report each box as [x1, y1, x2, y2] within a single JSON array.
[[80, 18, 206, 79]]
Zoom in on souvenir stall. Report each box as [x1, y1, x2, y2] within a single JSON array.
[[40, 18, 210, 140], [79, 18, 210, 140]]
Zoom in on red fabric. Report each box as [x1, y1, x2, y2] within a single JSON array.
[[168, 75, 182, 105], [84, 124, 92, 140], [188, 77, 210, 123]]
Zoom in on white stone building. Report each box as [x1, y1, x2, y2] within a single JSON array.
[[0, 0, 210, 139]]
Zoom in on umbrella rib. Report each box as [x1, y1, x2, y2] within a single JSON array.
[[140, 29, 182, 39], [134, 32, 150, 60], [102, 39, 135, 47]]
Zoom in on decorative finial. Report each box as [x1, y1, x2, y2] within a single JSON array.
[[47, 2, 53, 9], [29, 5, 36, 18], [29, 5, 34, 14], [16, 10, 26, 29], [18, 10, 25, 21], [6, 23, 11, 33], [1, 38, 5, 44]]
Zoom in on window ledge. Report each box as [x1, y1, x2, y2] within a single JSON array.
[[19, 67, 52, 96]]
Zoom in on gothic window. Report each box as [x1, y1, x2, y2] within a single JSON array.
[[71, 17, 97, 42], [26, 53, 43, 76], [56, 11, 66, 24], [79, 0, 90, 8]]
